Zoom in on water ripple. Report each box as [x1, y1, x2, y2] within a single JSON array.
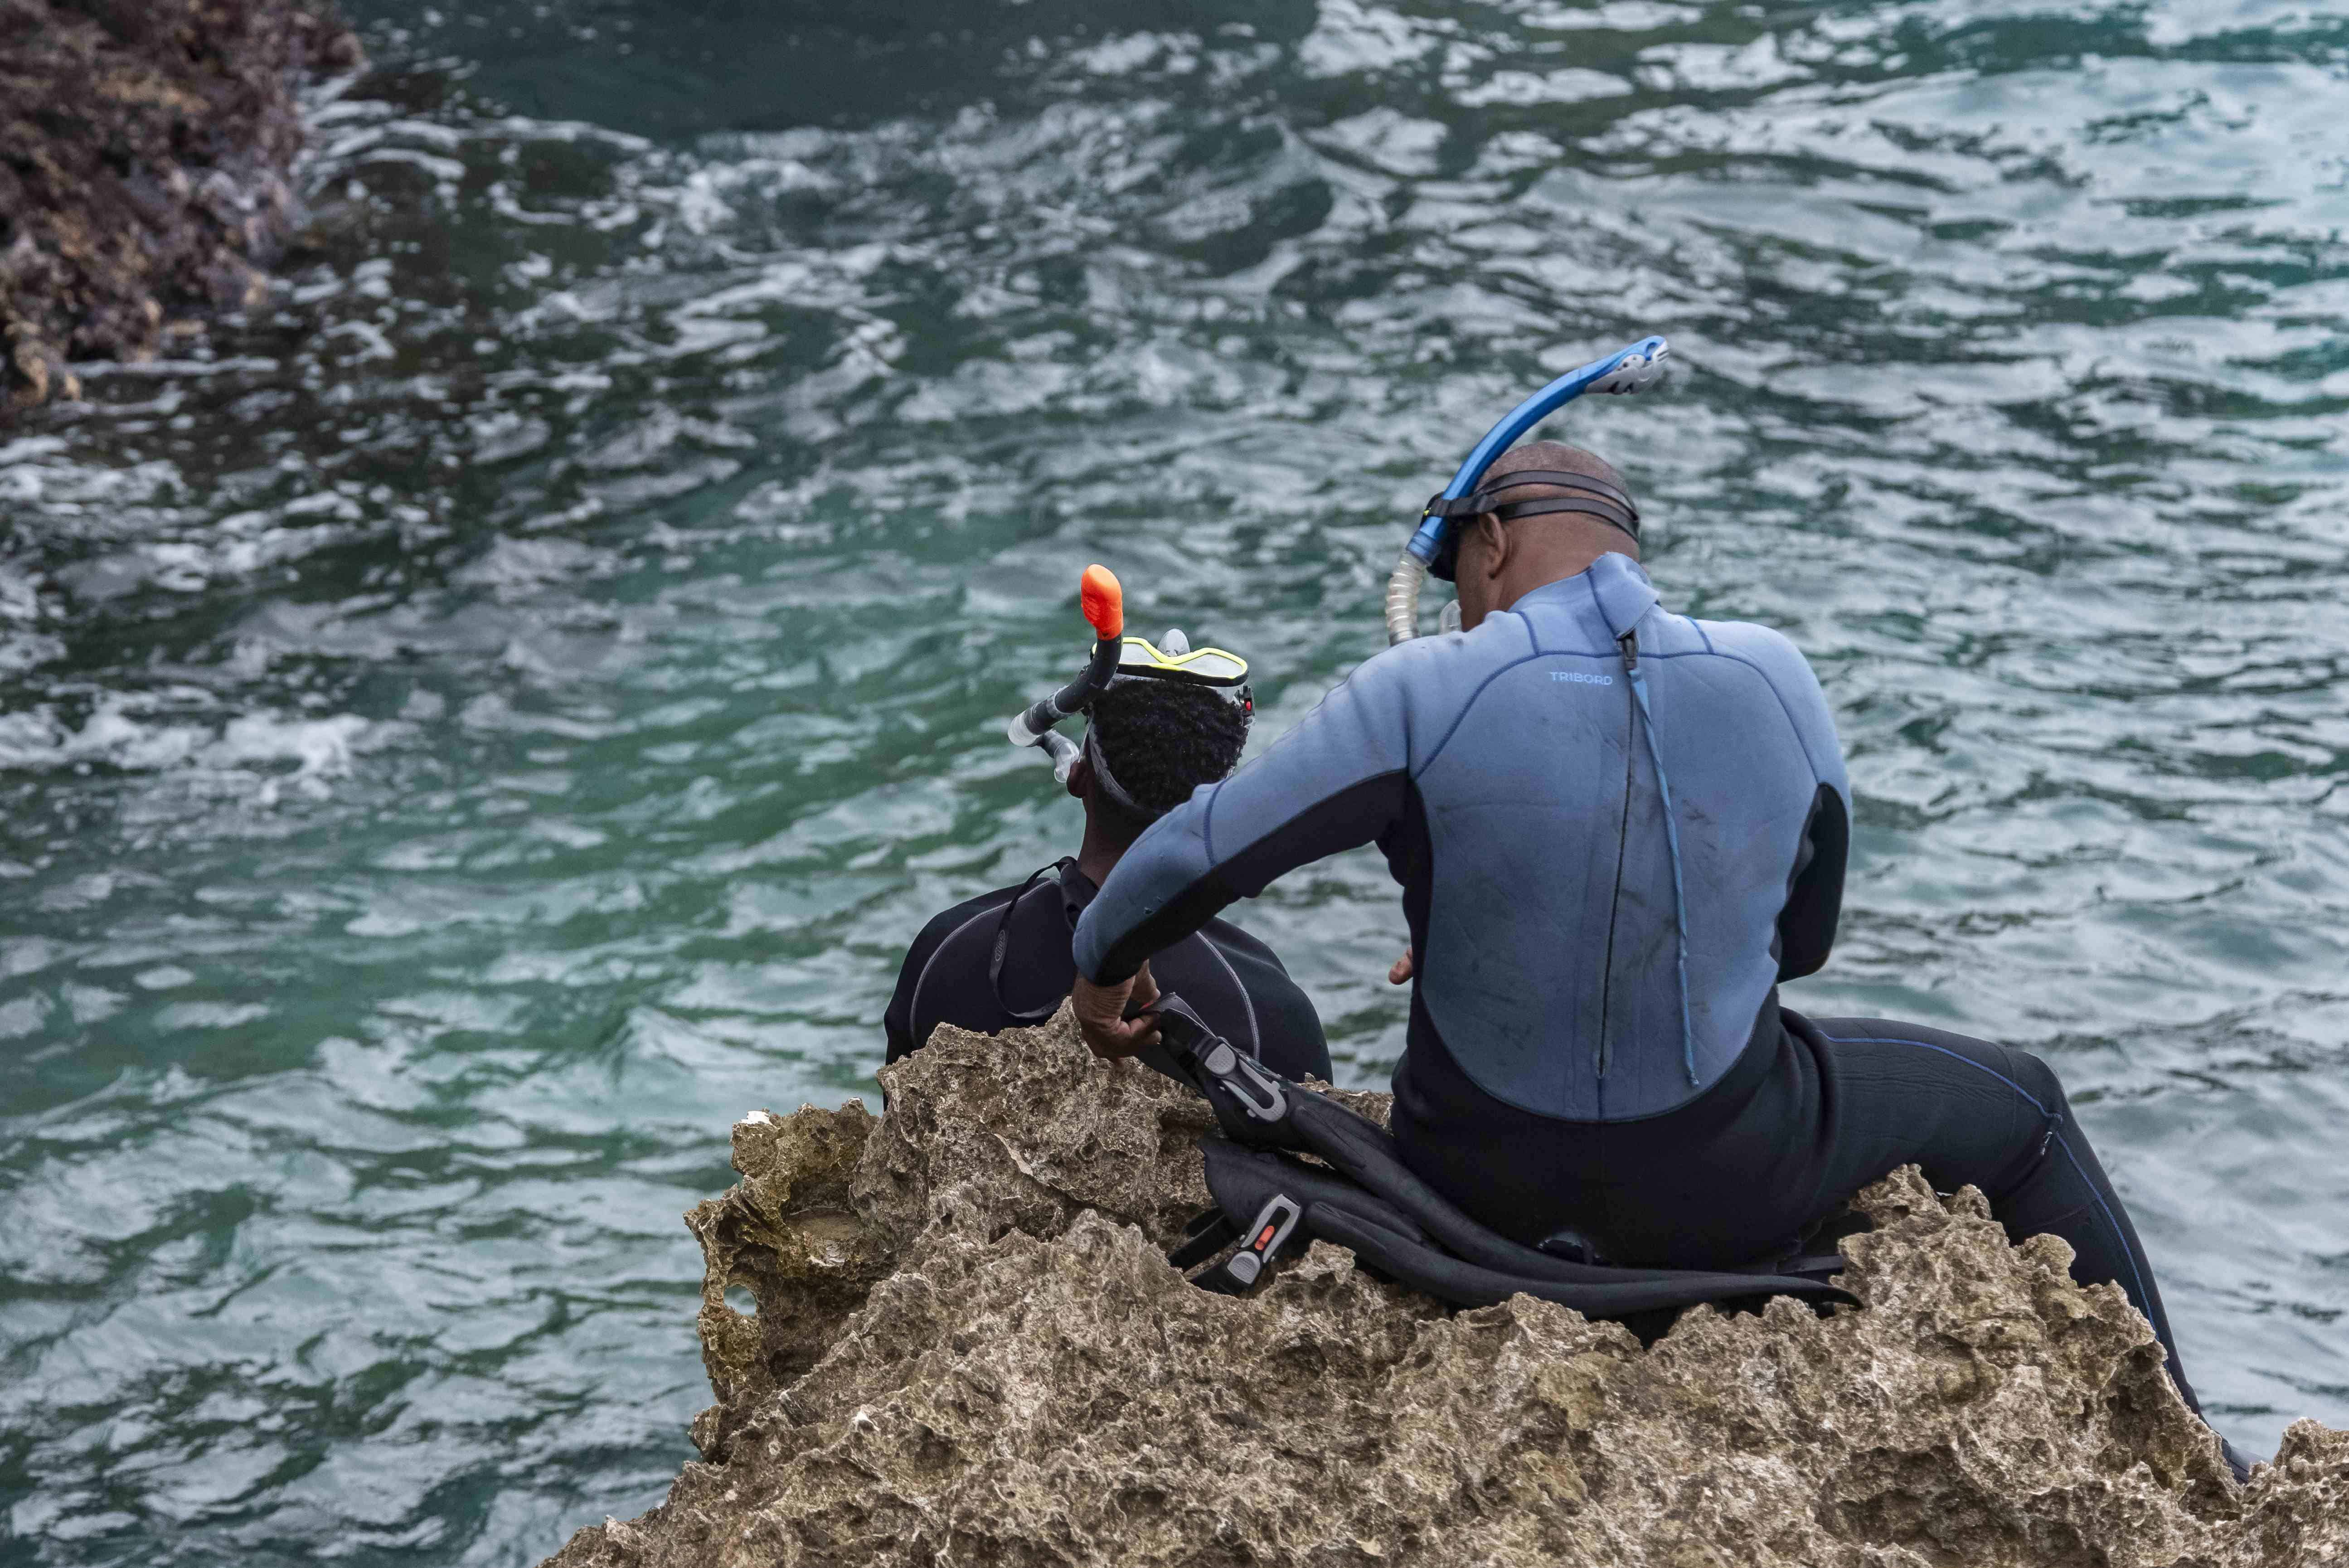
[[3, 0, 2347, 1560]]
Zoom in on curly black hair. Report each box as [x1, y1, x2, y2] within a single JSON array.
[[1087, 678, 1250, 838]]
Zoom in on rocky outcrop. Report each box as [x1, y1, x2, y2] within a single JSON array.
[[547, 1008, 2349, 1568], [0, 0, 358, 409]]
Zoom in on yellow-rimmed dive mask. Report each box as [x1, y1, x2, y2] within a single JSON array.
[[1086, 627, 1252, 820], [1116, 631, 1250, 709], [1004, 565, 1253, 790]]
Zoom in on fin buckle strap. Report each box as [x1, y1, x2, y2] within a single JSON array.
[[1191, 1193, 1303, 1295], [1155, 999, 1293, 1135], [1196, 1037, 1287, 1122], [1167, 1207, 1243, 1270]]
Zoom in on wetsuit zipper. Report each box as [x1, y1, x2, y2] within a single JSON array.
[[1594, 629, 1639, 1079]]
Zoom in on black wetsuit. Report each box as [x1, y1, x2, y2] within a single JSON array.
[[1395, 1001, 2204, 1410], [883, 858, 1330, 1081]]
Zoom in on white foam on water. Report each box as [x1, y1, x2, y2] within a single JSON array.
[[0, 701, 372, 802]]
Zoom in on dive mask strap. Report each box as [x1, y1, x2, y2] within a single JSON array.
[[1422, 471, 1642, 575], [1424, 470, 1639, 526], [1082, 722, 1157, 822]]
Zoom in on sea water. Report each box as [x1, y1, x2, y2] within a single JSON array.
[[4, 0, 2346, 1560]]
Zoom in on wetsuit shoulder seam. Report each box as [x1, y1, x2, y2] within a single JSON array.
[[1641, 645, 1823, 782], [1419, 651, 1549, 775], [1419, 634, 1633, 776], [906, 894, 1017, 1041], [1196, 932, 1260, 1058]]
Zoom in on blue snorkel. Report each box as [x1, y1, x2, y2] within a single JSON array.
[[1383, 335, 1670, 645]]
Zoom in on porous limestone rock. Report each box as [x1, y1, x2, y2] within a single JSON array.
[[0, 0, 359, 409], [545, 1007, 2349, 1568]]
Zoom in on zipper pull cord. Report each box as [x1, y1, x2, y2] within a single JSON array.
[[1620, 630, 1698, 1086]]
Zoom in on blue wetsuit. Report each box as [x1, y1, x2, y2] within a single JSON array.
[[1076, 553, 2208, 1417], [1077, 553, 1845, 1119]]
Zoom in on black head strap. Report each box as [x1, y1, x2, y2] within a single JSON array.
[[1425, 471, 1640, 580], [1427, 471, 1640, 541], [1481, 494, 1639, 539], [1083, 722, 1160, 822]]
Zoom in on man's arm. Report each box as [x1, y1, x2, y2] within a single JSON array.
[[1777, 784, 1848, 980], [1074, 646, 1427, 987], [1723, 623, 1852, 980]]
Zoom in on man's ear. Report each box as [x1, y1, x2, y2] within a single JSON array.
[[1474, 512, 1509, 581], [1066, 753, 1093, 803]]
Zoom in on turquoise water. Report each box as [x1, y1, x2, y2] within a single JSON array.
[[4, 0, 2347, 1559]]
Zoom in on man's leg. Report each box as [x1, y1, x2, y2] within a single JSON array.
[[1793, 1012, 2205, 1418]]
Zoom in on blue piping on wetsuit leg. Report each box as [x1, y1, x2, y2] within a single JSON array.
[[1817, 1033, 2150, 1347], [1622, 640, 1696, 1085]]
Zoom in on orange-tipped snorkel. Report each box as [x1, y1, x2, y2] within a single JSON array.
[[1005, 563, 1130, 779], [1080, 563, 1123, 641]]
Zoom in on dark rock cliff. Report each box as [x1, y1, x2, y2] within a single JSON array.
[[0, 0, 357, 410], [546, 1009, 2349, 1567]]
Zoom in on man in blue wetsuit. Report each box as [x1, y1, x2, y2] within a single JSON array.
[[1070, 441, 2236, 1459]]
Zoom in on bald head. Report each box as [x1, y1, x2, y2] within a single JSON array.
[[1451, 441, 1641, 631], [1473, 442, 1636, 558]]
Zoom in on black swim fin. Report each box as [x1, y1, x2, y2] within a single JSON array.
[[1153, 992, 1857, 1320]]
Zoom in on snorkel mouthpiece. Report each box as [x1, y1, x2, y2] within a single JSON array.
[[1386, 334, 1670, 646]]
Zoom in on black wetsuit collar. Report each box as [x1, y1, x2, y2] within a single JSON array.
[[1054, 859, 1098, 921]]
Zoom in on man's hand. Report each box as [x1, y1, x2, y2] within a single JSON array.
[[1072, 960, 1160, 1059], [1388, 949, 1415, 985]]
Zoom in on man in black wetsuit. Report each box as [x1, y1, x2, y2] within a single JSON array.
[[883, 671, 1330, 1080], [1070, 442, 2245, 1473]]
